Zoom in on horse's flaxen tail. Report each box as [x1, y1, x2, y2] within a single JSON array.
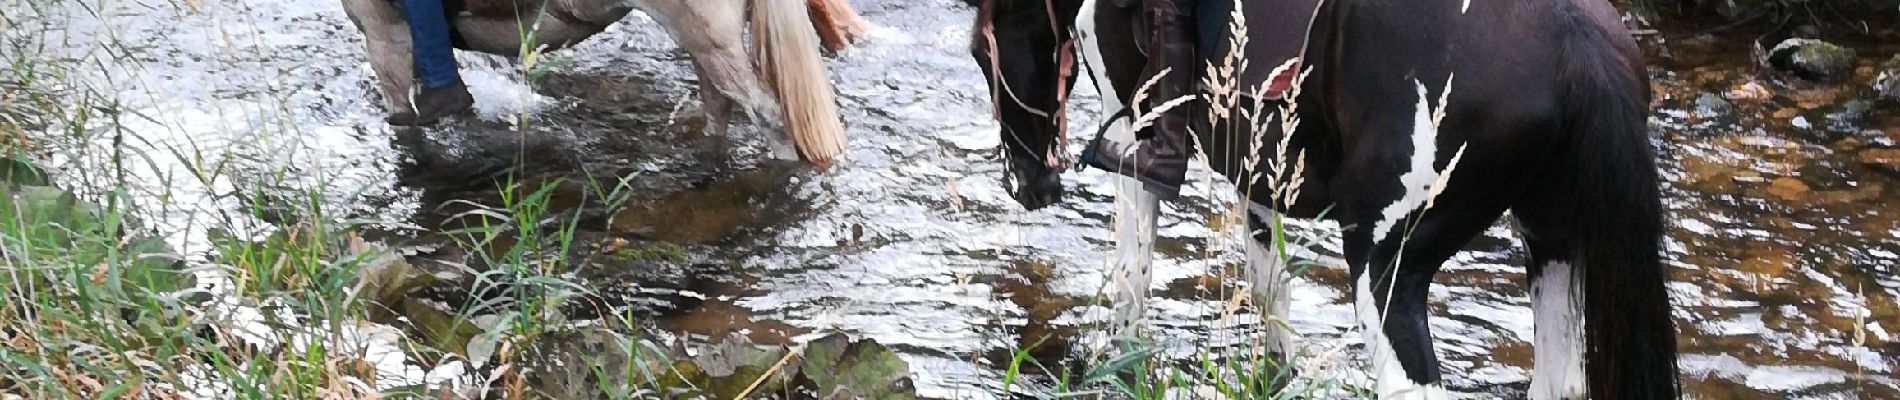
[[1555, 6, 1681, 399], [751, 0, 848, 168]]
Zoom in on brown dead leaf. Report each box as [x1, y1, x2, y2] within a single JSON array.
[[1859, 149, 1900, 173], [90, 263, 108, 285], [1767, 177, 1811, 203], [1725, 81, 1772, 103], [599, 237, 629, 254]]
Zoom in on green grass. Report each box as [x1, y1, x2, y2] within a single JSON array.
[[0, 87, 605, 398]]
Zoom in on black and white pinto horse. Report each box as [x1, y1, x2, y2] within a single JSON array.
[[342, 0, 855, 166], [971, 0, 1679, 398]]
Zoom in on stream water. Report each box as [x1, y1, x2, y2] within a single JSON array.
[[7, 0, 1897, 398]]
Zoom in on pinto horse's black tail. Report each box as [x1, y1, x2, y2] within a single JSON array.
[[1554, 6, 1681, 400]]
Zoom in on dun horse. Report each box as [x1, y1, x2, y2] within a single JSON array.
[[971, 0, 1679, 398], [342, 0, 869, 166]]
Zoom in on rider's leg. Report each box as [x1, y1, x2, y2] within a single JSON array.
[[1084, 0, 1195, 199], [388, 0, 475, 126]]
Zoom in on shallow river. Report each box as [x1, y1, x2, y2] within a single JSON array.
[[9, 0, 1898, 398]]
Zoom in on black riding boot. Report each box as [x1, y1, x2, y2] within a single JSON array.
[[1083, 0, 1194, 199], [386, 80, 475, 126]]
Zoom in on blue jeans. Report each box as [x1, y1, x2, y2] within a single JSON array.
[[402, 0, 461, 89]]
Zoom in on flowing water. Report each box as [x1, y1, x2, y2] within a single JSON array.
[[7, 0, 1898, 398]]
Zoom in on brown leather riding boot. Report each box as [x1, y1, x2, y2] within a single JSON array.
[[1083, 0, 1194, 198]]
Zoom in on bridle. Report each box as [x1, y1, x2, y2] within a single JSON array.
[[978, 0, 1078, 171]]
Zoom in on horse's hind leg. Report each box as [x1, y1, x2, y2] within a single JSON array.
[[692, 61, 735, 139], [638, 0, 776, 120], [342, 0, 417, 112], [1515, 229, 1586, 400], [638, 0, 792, 158]]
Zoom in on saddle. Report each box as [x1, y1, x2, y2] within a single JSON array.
[[381, 0, 519, 49], [1131, 0, 1325, 100], [397, 0, 597, 49], [452, 0, 531, 18]]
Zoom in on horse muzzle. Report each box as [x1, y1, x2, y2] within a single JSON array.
[[1004, 151, 1063, 210]]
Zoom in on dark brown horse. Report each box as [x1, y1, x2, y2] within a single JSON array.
[[972, 0, 1679, 398]]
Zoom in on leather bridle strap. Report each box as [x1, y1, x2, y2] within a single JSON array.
[[979, 0, 1077, 171]]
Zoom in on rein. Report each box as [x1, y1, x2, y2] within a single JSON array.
[[979, 0, 1077, 171]]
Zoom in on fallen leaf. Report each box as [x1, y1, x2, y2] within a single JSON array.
[[1766, 177, 1810, 203]]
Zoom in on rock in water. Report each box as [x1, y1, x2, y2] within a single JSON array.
[[1861, 148, 1900, 175], [1769, 39, 1858, 82], [1875, 55, 1900, 103], [1695, 92, 1738, 120], [1826, 100, 1873, 132], [799, 334, 915, 400]]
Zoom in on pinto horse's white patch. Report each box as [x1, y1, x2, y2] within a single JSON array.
[[1359, 79, 1455, 399], [1371, 80, 1448, 244], [1356, 272, 1450, 400], [1531, 261, 1588, 400]]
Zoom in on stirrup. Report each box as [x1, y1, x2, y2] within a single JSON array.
[[1081, 136, 1183, 201]]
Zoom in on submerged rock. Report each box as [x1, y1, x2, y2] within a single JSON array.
[[1695, 92, 1739, 120], [1860, 148, 1900, 174], [521, 331, 916, 399], [1825, 100, 1873, 132], [1875, 55, 1900, 103], [1769, 39, 1858, 82], [799, 333, 916, 399]]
